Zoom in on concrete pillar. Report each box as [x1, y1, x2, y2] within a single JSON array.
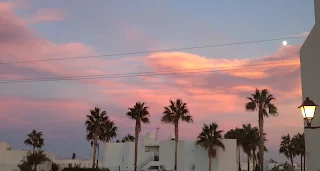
[[300, 0, 320, 171]]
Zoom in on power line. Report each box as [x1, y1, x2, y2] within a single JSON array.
[[0, 36, 306, 65], [0, 62, 299, 84], [0, 60, 295, 82]]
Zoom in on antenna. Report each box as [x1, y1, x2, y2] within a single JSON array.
[[156, 127, 161, 141]]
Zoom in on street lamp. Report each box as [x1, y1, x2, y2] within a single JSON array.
[[298, 97, 320, 129]]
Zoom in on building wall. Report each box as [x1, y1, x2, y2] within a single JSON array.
[[300, 1, 320, 171], [0, 142, 54, 171], [104, 142, 159, 170], [195, 139, 237, 171]]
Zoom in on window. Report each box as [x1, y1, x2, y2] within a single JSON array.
[[145, 147, 149, 152]]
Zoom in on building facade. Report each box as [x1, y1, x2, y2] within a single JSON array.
[[0, 142, 53, 171], [103, 132, 237, 171], [300, 0, 320, 170], [0, 142, 97, 171]]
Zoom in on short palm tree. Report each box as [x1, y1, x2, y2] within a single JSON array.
[[23, 150, 50, 171], [293, 133, 305, 171], [51, 162, 60, 171], [24, 130, 44, 153], [122, 134, 135, 142], [246, 89, 278, 171], [224, 128, 244, 171], [279, 134, 295, 168], [161, 99, 193, 171], [196, 122, 225, 171], [85, 107, 117, 168], [126, 102, 150, 171]]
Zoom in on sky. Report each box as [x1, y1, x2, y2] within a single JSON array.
[[0, 0, 316, 162]]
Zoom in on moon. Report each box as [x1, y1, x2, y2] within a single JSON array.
[[282, 40, 287, 46]]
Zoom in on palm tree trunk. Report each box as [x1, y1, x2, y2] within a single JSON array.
[[238, 147, 241, 171], [134, 124, 140, 171], [304, 154, 305, 171], [209, 156, 212, 171], [174, 123, 179, 171], [300, 155, 303, 171], [258, 110, 264, 171], [33, 146, 35, 154], [253, 150, 256, 171], [291, 157, 294, 169], [92, 137, 97, 168], [247, 154, 250, 171]]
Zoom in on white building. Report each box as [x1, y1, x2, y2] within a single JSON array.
[[0, 141, 98, 171], [300, 0, 320, 170], [103, 132, 237, 171], [0, 142, 53, 171], [54, 158, 93, 170]]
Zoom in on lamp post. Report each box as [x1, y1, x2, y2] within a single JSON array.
[[298, 97, 320, 129]]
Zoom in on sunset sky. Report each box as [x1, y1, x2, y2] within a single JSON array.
[[0, 0, 316, 162]]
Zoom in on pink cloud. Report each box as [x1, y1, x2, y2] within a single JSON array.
[[0, 96, 91, 129], [27, 8, 68, 24], [0, 0, 307, 149]]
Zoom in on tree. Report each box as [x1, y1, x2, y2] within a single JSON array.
[[196, 122, 225, 171], [85, 107, 118, 168], [161, 99, 193, 171], [20, 150, 50, 171], [18, 160, 32, 171], [279, 134, 295, 168], [122, 134, 135, 142], [72, 153, 76, 160], [224, 128, 244, 171], [126, 102, 150, 171], [51, 162, 60, 171], [293, 133, 305, 171], [24, 130, 44, 153], [246, 89, 278, 171]]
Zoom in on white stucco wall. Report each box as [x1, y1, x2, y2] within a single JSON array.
[[104, 141, 159, 170], [195, 139, 237, 171], [300, 0, 320, 171], [104, 138, 236, 171], [0, 142, 54, 171]]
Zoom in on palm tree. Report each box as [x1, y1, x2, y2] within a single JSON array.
[[85, 107, 117, 168], [122, 134, 135, 142], [24, 130, 44, 153], [224, 128, 244, 171], [246, 89, 278, 171], [21, 150, 50, 171], [161, 99, 193, 171], [196, 122, 225, 171], [293, 133, 305, 171], [242, 124, 255, 171], [51, 162, 60, 171], [126, 102, 150, 171], [279, 134, 295, 168]]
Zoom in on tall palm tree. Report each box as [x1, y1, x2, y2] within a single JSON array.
[[293, 133, 305, 171], [279, 134, 295, 168], [246, 89, 278, 171], [196, 122, 225, 171], [126, 102, 150, 171], [85, 107, 117, 168], [24, 130, 44, 153], [242, 124, 255, 171], [161, 99, 193, 171], [224, 128, 244, 171], [122, 134, 135, 142]]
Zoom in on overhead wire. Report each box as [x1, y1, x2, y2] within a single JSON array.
[[0, 35, 306, 65], [0, 62, 299, 84]]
